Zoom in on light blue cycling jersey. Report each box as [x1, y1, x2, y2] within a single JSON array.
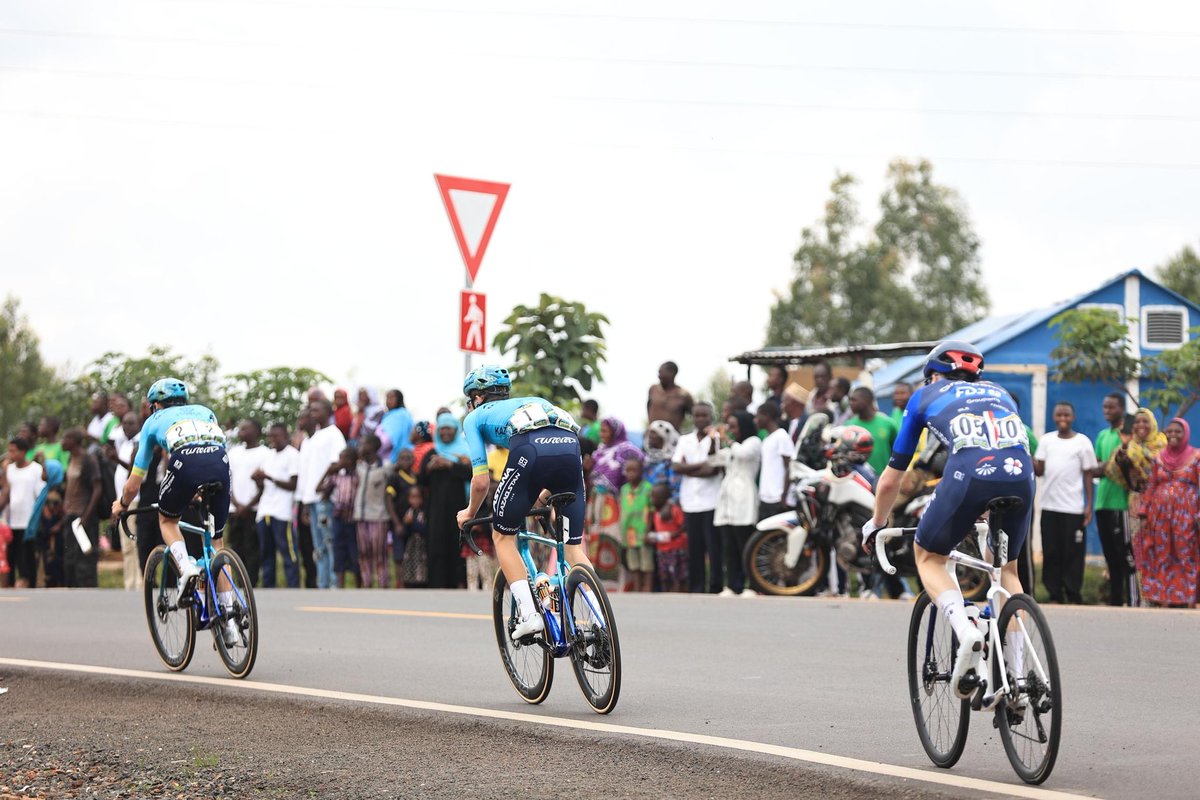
[[462, 396, 580, 475], [131, 403, 225, 478]]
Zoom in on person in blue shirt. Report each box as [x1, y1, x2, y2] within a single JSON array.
[[863, 342, 1035, 698], [111, 378, 238, 645], [454, 365, 592, 641]]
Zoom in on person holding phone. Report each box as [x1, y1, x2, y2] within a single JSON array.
[[1094, 392, 1135, 606]]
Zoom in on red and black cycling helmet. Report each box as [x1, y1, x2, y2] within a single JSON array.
[[922, 340, 984, 382]]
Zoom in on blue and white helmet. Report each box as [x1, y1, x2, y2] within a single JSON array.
[[462, 365, 512, 397], [147, 377, 190, 406]]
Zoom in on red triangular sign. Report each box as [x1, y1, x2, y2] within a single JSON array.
[[434, 174, 510, 284]]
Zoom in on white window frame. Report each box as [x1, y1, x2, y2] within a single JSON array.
[[1140, 304, 1189, 350]]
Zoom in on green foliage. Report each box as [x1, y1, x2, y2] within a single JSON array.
[[767, 159, 988, 347], [1156, 244, 1200, 307], [215, 366, 332, 427], [0, 296, 52, 435], [492, 293, 609, 407], [702, 368, 732, 414], [1140, 331, 1200, 420], [1048, 308, 1139, 398]]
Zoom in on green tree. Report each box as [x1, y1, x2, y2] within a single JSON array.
[[1156, 244, 1200, 307], [1048, 308, 1139, 401], [767, 159, 988, 347], [215, 367, 333, 427], [1140, 332, 1200, 420], [492, 293, 609, 407], [702, 368, 732, 415], [0, 296, 52, 435]]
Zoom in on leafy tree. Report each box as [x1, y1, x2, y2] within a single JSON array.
[[1048, 308, 1139, 401], [1156, 244, 1200, 307], [0, 296, 52, 435], [492, 293, 609, 408], [767, 159, 988, 347], [702, 368, 732, 415], [215, 367, 333, 427], [1140, 332, 1200, 420]]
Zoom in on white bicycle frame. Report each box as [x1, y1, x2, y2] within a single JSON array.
[[876, 524, 1053, 711]]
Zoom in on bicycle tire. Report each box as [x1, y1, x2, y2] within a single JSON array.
[[907, 592, 970, 768], [564, 564, 621, 714], [994, 593, 1062, 784], [143, 545, 196, 672], [210, 550, 259, 679], [744, 527, 828, 596], [491, 567, 553, 704]]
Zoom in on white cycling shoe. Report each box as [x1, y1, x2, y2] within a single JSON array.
[[175, 555, 201, 593], [221, 615, 242, 647], [511, 612, 545, 642], [951, 626, 985, 699]]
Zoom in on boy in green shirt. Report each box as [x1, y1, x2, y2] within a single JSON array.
[[618, 458, 654, 592], [1094, 392, 1133, 606]]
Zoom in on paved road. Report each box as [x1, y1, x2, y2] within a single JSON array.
[[3, 589, 1195, 799]]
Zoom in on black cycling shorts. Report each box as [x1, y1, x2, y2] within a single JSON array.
[[158, 444, 232, 537], [492, 431, 586, 544]]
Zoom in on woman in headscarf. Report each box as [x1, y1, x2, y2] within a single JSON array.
[[1138, 417, 1199, 607], [351, 387, 386, 442], [591, 417, 644, 495], [332, 388, 354, 440], [1109, 408, 1167, 604], [643, 419, 682, 502], [713, 411, 760, 596], [419, 413, 472, 589]]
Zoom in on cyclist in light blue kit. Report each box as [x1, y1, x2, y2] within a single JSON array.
[[863, 342, 1035, 697], [454, 366, 593, 641], [112, 378, 238, 645]]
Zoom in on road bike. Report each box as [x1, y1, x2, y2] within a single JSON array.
[[462, 492, 621, 714], [875, 496, 1061, 784], [119, 482, 259, 679]]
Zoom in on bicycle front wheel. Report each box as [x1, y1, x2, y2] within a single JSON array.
[[994, 593, 1062, 784], [491, 567, 553, 704], [908, 592, 970, 768], [211, 550, 259, 679], [143, 545, 196, 672], [564, 564, 621, 714]]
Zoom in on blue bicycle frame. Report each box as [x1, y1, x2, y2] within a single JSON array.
[[513, 521, 608, 658]]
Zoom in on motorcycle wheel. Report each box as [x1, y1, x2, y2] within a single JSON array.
[[957, 530, 988, 602], [744, 528, 829, 596]]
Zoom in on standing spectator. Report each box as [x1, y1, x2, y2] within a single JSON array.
[[592, 417, 644, 495], [388, 449, 419, 588], [133, 440, 164, 573], [226, 419, 270, 586], [618, 458, 654, 592], [410, 421, 435, 473], [846, 387, 898, 478], [60, 428, 102, 587], [332, 388, 354, 440], [351, 387, 385, 442], [378, 389, 414, 464], [105, 413, 142, 590], [580, 399, 602, 444], [755, 401, 792, 519], [648, 481, 688, 593], [647, 361, 694, 432], [85, 392, 115, 445], [642, 420, 682, 503], [353, 434, 398, 589], [420, 413, 472, 589], [33, 416, 69, 470], [1112, 408, 1166, 604], [829, 377, 853, 425], [672, 402, 723, 594], [398, 484, 428, 588], [292, 409, 316, 586], [713, 411, 761, 597], [463, 480, 498, 591], [324, 446, 360, 589], [889, 382, 913, 427], [1, 437, 47, 588], [728, 381, 754, 415], [297, 399, 346, 589], [1093, 393, 1134, 606], [764, 365, 788, 410], [783, 384, 809, 444], [1034, 401, 1097, 604], [1137, 418, 1199, 608], [808, 361, 834, 415], [253, 423, 300, 588], [1012, 394, 1039, 595]]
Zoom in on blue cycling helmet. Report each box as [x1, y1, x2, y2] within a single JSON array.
[[462, 365, 512, 397], [147, 377, 190, 406], [923, 340, 984, 381]]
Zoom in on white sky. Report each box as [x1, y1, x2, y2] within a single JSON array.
[[3, 1, 1199, 428]]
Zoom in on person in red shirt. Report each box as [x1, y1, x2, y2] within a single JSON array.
[[648, 481, 688, 593]]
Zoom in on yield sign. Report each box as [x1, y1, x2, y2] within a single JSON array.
[[434, 174, 510, 283]]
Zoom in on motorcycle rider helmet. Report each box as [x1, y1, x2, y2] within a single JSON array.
[[824, 425, 874, 475], [146, 377, 189, 408], [922, 340, 984, 382]]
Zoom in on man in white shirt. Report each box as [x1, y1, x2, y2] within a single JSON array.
[[296, 399, 346, 590], [671, 402, 723, 594], [1, 436, 48, 587], [755, 400, 793, 519], [85, 392, 116, 445], [226, 419, 271, 586], [253, 423, 300, 588], [106, 412, 142, 590], [1034, 401, 1097, 604]]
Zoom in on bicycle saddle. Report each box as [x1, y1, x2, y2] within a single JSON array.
[[985, 496, 1024, 514], [545, 492, 576, 508]]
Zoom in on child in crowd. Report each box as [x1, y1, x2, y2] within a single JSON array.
[[619, 458, 654, 592], [399, 484, 428, 587], [462, 479, 499, 591], [387, 449, 418, 588], [354, 435, 398, 589], [648, 481, 687, 593], [321, 446, 360, 589]]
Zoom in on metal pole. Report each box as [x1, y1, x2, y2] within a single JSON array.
[[463, 275, 472, 379]]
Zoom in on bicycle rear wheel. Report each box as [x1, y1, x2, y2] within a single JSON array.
[[908, 592, 970, 767], [211, 550, 259, 679], [994, 593, 1061, 784], [564, 564, 621, 714], [491, 567, 553, 704], [143, 545, 196, 672]]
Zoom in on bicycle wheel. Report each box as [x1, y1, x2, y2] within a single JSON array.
[[564, 564, 621, 714], [143, 545, 196, 672], [744, 528, 828, 596], [210, 550, 259, 679], [908, 592, 970, 768], [994, 593, 1061, 784], [491, 567, 553, 704]]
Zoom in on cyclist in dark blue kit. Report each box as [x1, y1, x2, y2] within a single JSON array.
[[863, 342, 1035, 697], [454, 365, 593, 641]]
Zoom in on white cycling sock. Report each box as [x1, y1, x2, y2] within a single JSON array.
[[935, 589, 976, 642], [1005, 630, 1025, 674], [218, 591, 234, 608], [169, 541, 190, 567], [511, 578, 536, 619]]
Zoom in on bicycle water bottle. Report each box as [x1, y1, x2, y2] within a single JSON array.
[[534, 573, 552, 611]]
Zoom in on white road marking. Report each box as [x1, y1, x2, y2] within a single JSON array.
[[0, 657, 1090, 800], [296, 605, 490, 621], [0, 597, 29, 602]]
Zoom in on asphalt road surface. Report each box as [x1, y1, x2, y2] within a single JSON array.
[[2, 589, 1195, 799]]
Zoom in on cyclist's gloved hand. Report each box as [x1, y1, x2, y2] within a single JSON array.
[[861, 519, 884, 555]]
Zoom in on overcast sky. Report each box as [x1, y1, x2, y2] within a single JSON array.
[[3, 1, 1198, 427]]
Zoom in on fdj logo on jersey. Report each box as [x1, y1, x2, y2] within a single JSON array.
[[949, 411, 1027, 454]]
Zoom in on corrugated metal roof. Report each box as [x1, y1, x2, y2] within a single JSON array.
[[729, 341, 939, 366]]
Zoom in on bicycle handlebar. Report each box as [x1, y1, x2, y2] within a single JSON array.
[[460, 515, 494, 557], [116, 504, 160, 540], [874, 527, 917, 575]]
